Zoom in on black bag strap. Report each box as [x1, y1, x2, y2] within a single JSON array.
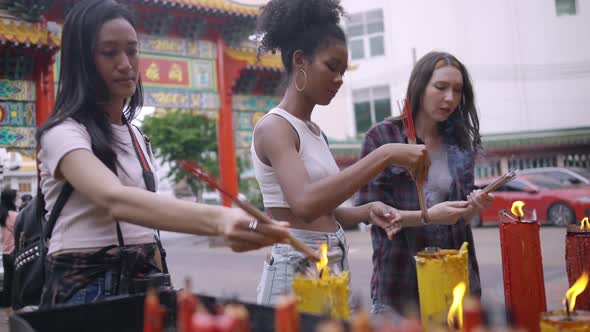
[[124, 123, 168, 274], [112, 123, 156, 248], [128, 124, 156, 192], [43, 182, 74, 240]]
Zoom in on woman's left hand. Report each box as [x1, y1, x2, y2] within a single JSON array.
[[368, 202, 402, 240], [467, 189, 494, 210]]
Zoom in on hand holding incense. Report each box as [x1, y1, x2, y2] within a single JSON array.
[[397, 99, 429, 221], [179, 160, 320, 262]]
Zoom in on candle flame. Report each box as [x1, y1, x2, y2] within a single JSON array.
[[581, 217, 590, 230], [316, 243, 328, 272], [565, 272, 589, 312], [447, 282, 466, 329], [511, 201, 525, 218]]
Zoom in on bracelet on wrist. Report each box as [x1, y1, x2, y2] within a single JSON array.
[[421, 211, 430, 225]]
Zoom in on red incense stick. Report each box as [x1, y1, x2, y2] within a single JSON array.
[[396, 99, 428, 219], [179, 160, 319, 262]]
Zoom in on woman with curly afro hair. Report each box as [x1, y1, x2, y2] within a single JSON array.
[[252, 0, 473, 305]]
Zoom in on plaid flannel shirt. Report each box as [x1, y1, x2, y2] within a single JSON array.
[[356, 119, 481, 314]]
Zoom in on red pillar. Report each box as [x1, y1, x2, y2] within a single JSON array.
[[215, 36, 246, 206], [35, 52, 56, 127]]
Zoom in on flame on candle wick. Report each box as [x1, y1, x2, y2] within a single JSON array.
[[447, 282, 466, 329], [581, 217, 590, 231], [565, 272, 589, 313], [316, 243, 329, 276], [511, 201, 525, 219]]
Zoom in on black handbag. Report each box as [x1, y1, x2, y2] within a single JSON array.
[[12, 183, 73, 310]]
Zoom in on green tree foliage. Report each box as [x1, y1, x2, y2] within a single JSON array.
[[142, 111, 218, 196]]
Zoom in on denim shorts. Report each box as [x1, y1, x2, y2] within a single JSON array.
[[64, 271, 115, 306], [256, 224, 350, 305]]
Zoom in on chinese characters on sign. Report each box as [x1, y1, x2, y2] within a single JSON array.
[[140, 57, 191, 88]]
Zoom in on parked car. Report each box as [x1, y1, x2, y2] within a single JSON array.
[[519, 167, 590, 185], [471, 174, 590, 227]]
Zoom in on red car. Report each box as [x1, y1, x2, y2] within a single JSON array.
[[471, 174, 590, 227]]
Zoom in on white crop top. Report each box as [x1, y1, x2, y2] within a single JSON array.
[[39, 119, 158, 255], [251, 108, 340, 208]]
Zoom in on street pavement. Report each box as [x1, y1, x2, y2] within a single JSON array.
[[162, 226, 569, 311]]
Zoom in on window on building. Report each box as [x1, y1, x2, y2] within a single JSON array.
[[346, 9, 385, 60], [18, 182, 32, 194], [556, 0, 576, 16], [353, 86, 391, 134]]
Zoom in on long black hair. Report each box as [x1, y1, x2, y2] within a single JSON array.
[[0, 188, 17, 228], [36, 0, 143, 171], [403, 51, 481, 152], [257, 0, 346, 77]]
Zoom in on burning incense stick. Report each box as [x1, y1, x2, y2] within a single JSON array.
[[179, 160, 320, 262], [396, 99, 428, 220], [397, 99, 417, 144], [481, 170, 517, 194]]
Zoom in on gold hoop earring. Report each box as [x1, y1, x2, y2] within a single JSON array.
[[295, 68, 307, 92]]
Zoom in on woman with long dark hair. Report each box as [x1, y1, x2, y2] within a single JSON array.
[[252, 0, 476, 306], [0, 188, 17, 307], [37, 0, 289, 307], [358, 51, 494, 315]]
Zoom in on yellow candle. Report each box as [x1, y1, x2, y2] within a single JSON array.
[[541, 273, 590, 332], [292, 268, 350, 320], [540, 311, 590, 332], [415, 242, 470, 331], [292, 243, 350, 320]]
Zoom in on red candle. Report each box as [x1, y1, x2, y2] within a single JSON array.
[[463, 296, 483, 332], [192, 312, 216, 332], [499, 201, 547, 332], [275, 294, 300, 332], [143, 289, 165, 332], [566, 217, 590, 311], [177, 279, 199, 332], [216, 314, 240, 332], [224, 304, 251, 332]]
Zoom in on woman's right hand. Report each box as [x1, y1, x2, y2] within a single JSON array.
[[384, 143, 430, 184], [427, 201, 471, 225], [221, 209, 291, 252]]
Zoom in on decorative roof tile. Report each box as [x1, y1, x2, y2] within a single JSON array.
[[138, 0, 261, 17], [0, 18, 60, 48]]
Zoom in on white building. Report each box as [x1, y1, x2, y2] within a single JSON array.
[[314, 0, 590, 176]]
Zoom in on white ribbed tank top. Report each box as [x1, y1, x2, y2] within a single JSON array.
[[250, 108, 340, 208]]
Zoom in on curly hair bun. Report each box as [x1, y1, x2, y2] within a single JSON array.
[[257, 0, 344, 53]]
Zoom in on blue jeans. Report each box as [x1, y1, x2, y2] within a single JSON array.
[[64, 271, 115, 306], [256, 224, 350, 305]]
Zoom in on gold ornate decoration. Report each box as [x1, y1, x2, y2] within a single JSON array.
[[224, 47, 282, 70]]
